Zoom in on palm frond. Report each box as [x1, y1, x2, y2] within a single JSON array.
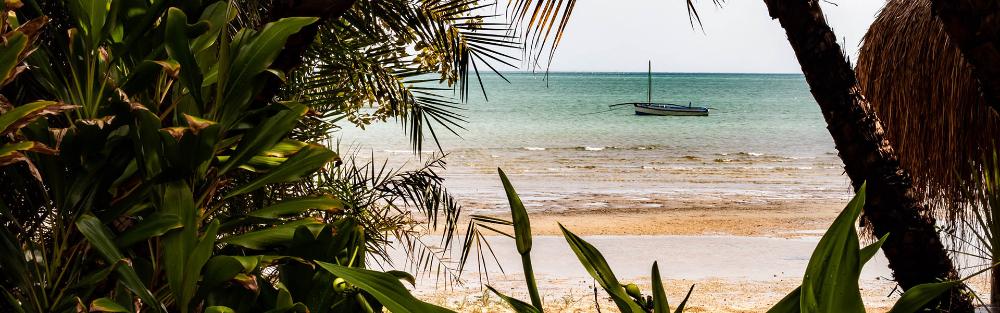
[[303, 148, 466, 283], [286, 0, 519, 153]]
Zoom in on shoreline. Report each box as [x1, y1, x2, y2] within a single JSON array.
[[502, 199, 842, 237], [425, 198, 845, 238]]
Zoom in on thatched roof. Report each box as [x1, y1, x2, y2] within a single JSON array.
[[856, 0, 999, 217]]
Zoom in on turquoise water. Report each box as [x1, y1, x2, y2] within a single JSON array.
[[337, 72, 849, 210], [339, 72, 833, 158]]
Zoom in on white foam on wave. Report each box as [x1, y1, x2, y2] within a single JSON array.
[[382, 149, 434, 154], [523, 147, 546, 151], [582, 146, 605, 151]]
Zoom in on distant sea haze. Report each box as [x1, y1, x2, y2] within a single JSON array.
[[337, 72, 851, 212]]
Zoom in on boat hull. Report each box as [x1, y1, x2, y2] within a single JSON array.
[[633, 103, 709, 116]]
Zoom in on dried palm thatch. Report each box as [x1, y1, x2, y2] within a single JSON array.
[[856, 0, 1000, 221]]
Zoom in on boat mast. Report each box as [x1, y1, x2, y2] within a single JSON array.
[[647, 60, 652, 103]]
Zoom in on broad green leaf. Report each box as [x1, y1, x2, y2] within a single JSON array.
[[129, 108, 164, 178], [315, 262, 455, 313], [767, 287, 801, 313], [174, 114, 220, 176], [178, 220, 219, 312], [205, 307, 235, 313], [222, 16, 316, 104], [499, 168, 531, 254], [888, 281, 959, 313], [70, 260, 122, 291], [498, 168, 544, 311], [165, 8, 205, 109], [275, 283, 294, 309], [0, 101, 76, 136], [248, 196, 345, 219], [651, 261, 670, 313], [76, 214, 165, 313], [386, 270, 418, 287], [0, 31, 27, 84], [218, 103, 307, 175], [263, 139, 308, 157], [0, 141, 55, 163], [121, 60, 180, 95], [224, 144, 338, 198], [202, 256, 249, 289], [115, 213, 182, 247], [191, 1, 237, 53], [860, 233, 888, 266], [798, 184, 867, 313], [89, 297, 128, 312], [560, 224, 645, 313], [218, 17, 316, 127], [769, 222, 885, 313], [73, 0, 110, 46], [159, 180, 198, 313], [222, 219, 323, 250], [674, 285, 694, 313], [486, 285, 541, 313]]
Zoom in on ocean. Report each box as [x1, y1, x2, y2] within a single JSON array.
[[336, 72, 852, 213]]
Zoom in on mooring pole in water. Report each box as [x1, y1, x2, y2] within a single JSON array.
[[647, 60, 652, 103]]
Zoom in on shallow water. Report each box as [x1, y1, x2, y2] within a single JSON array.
[[337, 72, 852, 211]]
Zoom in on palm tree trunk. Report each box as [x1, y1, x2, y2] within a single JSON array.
[[762, 0, 974, 311], [931, 0, 1000, 114]]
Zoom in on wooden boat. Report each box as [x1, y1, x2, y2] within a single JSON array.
[[614, 61, 709, 116], [633, 102, 709, 116]]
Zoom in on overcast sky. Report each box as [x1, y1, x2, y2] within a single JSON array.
[[506, 0, 885, 73]]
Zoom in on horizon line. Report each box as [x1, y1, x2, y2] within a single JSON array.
[[491, 70, 804, 75]]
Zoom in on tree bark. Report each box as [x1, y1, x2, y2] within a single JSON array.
[[931, 0, 1000, 114], [763, 0, 974, 311]]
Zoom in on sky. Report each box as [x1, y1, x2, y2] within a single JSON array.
[[501, 0, 885, 73]]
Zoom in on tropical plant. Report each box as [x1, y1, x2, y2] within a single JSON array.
[[300, 149, 466, 281], [0, 0, 501, 311], [765, 183, 988, 313], [955, 151, 1000, 307], [474, 168, 695, 313]]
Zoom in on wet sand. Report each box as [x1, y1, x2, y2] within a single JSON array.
[[459, 198, 843, 237]]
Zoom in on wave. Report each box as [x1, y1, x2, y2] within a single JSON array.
[[581, 146, 605, 151], [382, 149, 435, 154], [522, 146, 546, 151]]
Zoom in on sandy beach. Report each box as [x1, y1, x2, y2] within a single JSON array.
[[397, 196, 929, 312], [459, 198, 843, 237], [400, 231, 902, 312]]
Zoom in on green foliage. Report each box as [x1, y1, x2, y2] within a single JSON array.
[[560, 223, 648, 312], [283, 0, 520, 151], [767, 183, 965, 313], [0, 2, 464, 312], [499, 168, 544, 310], [486, 168, 695, 313], [317, 262, 455, 313]]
